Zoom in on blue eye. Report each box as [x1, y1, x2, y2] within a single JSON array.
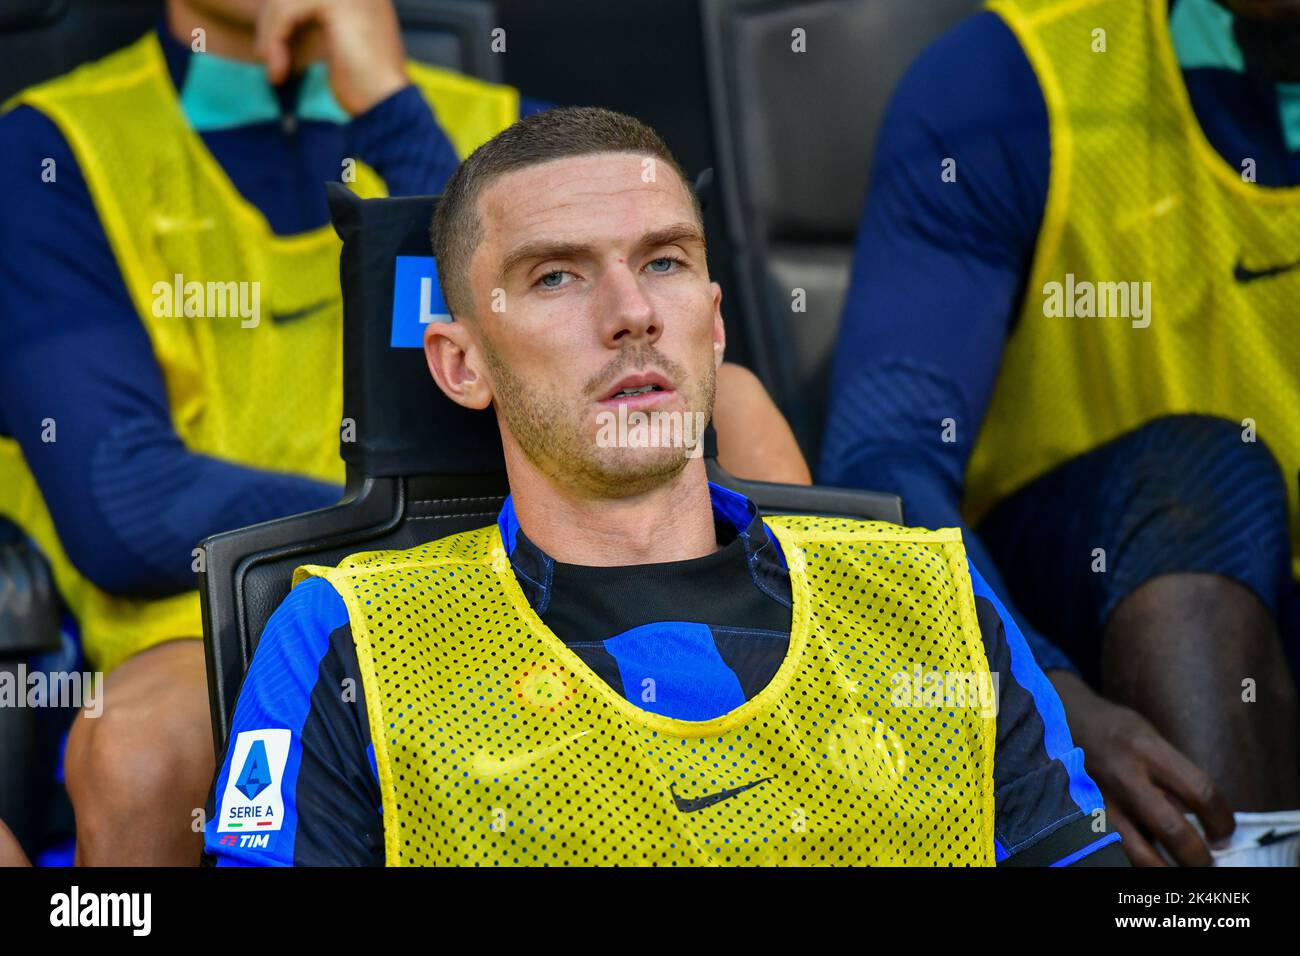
[[538, 271, 568, 288], [647, 256, 683, 273]]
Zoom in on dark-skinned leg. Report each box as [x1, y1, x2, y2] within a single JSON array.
[[979, 414, 1299, 824], [64, 639, 213, 865], [1097, 572, 1300, 811], [1101, 572, 1300, 811]]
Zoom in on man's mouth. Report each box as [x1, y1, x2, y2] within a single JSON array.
[[599, 372, 674, 403], [612, 383, 663, 398]]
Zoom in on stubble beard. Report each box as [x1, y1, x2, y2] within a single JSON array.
[[483, 342, 716, 499]]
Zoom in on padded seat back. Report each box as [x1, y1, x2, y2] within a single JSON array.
[[701, 0, 982, 459]]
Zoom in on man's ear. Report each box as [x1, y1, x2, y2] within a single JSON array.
[[424, 320, 493, 410], [711, 281, 726, 370]]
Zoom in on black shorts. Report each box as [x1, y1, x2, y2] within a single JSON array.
[[976, 413, 1295, 685]]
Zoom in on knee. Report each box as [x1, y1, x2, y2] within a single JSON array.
[[65, 687, 211, 830], [1096, 414, 1291, 618], [65, 700, 174, 823], [1128, 413, 1288, 537]]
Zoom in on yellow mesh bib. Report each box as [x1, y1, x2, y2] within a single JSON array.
[[968, 0, 1300, 575], [296, 515, 997, 866], [0, 34, 517, 672]]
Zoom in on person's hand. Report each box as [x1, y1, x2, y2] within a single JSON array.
[[0, 818, 31, 867], [257, 0, 409, 116], [1049, 669, 1235, 866]]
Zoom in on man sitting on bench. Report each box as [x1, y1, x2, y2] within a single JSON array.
[[201, 106, 1124, 866]]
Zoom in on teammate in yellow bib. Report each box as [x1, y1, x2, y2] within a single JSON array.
[[822, 0, 1300, 865], [0, 0, 523, 866], [203, 105, 1124, 866]]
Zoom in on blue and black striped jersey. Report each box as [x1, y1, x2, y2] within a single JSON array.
[[202, 484, 1124, 866]]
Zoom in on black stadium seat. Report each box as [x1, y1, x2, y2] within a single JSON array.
[[700, 0, 981, 462], [199, 183, 905, 756], [0, 1, 161, 102], [0, 518, 62, 853]]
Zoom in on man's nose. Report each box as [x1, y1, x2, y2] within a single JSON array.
[[597, 262, 660, 346]]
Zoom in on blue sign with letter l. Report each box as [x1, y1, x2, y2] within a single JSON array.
[[391, 255, 451, 348]]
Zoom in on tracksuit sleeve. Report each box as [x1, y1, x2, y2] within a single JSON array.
[[343, 83, 463, 196], [202, 577, 383, 866], [967, 560, 1127, 866], [816, 12, 1078, 675]]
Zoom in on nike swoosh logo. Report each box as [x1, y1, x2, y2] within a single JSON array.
[[471, 730, 593, 777], [1256, 827, 1300, 846], [271, 298, 334, 324], [670, 776, 771, 813], [1233, 257, 1300, 283]]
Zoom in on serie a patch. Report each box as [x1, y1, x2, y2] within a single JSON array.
[[218, 728, 291, 834]]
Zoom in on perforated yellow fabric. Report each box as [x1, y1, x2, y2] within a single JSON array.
[[296, 515, 997, 866], [967, 0, 1300, 575], [0, 34, 518, 672]]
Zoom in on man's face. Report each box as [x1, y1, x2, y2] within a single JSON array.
[[463, 152, 724, 498]]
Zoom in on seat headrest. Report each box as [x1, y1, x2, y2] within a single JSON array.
[[706, 0, 981, 244], [328, 183, 506, 477], [0, 1, 162, 102]]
